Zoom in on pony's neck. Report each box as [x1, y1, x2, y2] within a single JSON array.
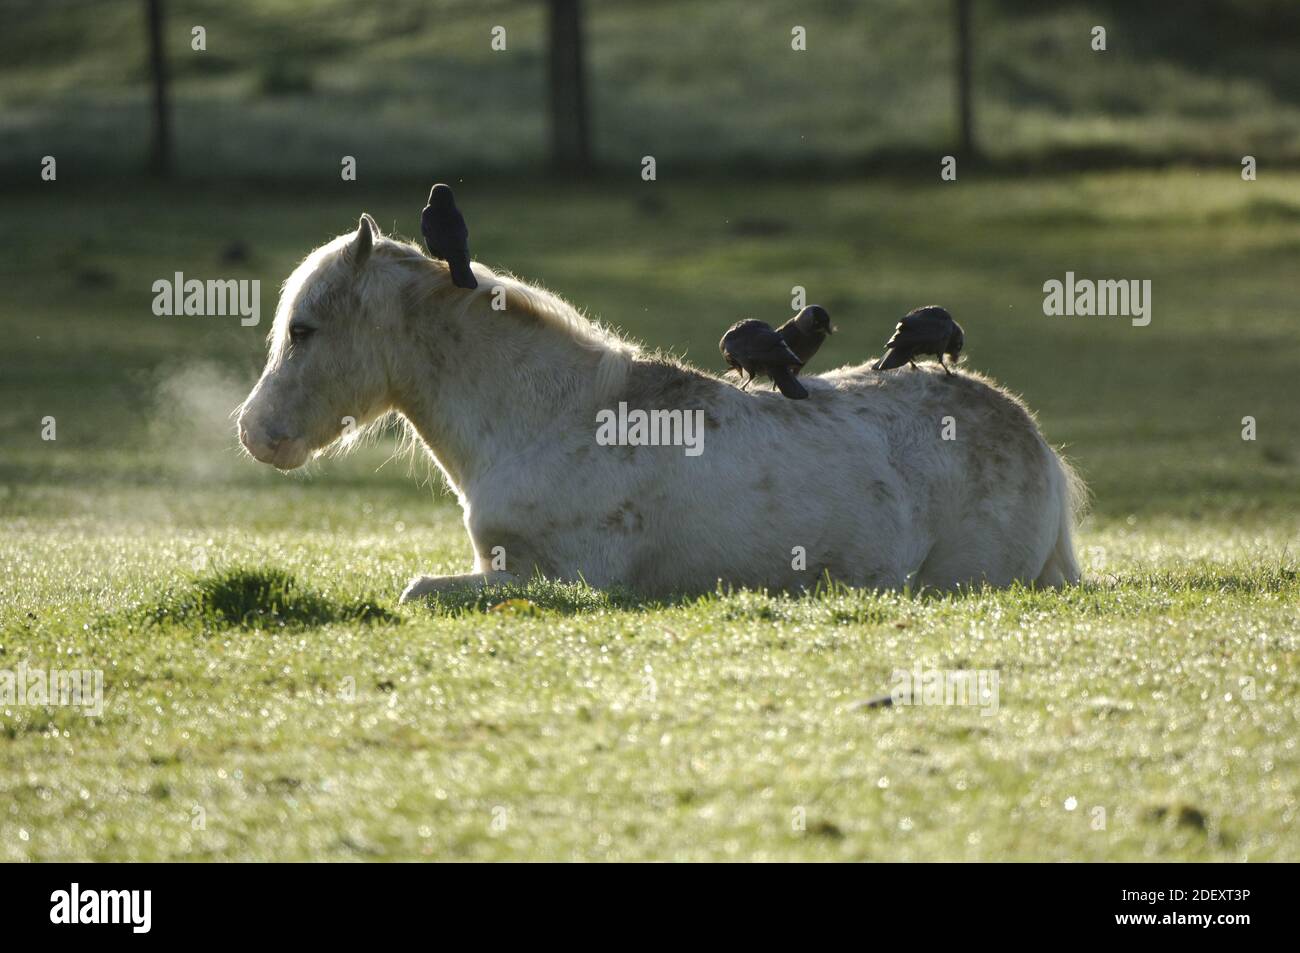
[[392, 284, 614, 491]]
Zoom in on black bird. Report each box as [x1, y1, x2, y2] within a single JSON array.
[[776, 304, 834, 368], [720, 319, 808, 400], [873, 305, 964, 375], [420, 183, 477, 289]]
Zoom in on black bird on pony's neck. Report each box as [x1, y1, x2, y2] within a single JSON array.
[[776, 304, 834, 368], [720, 319, 808, 400], [874, 305, 964, 375], [420, 183, 477, 289]]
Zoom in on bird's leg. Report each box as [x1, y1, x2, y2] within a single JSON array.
[[942, 357, 953, 377], [908, 360, 918, 371]]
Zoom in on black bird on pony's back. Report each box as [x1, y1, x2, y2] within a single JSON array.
[[420, 183, 477, 289], [720, 319, 808, 400], [874, 306, 964, 375], [776, 304, 834, 369]]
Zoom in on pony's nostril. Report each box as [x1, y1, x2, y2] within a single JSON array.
[[239, 421, 287, 454]]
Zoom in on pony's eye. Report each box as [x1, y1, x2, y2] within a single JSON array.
[[289, 325, 315, 343]]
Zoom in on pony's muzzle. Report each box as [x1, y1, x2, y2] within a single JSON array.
[[239, 420, 308, 471]]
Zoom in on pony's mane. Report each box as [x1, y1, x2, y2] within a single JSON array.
[[369, 238, 639, 402], [375, 239, 636, 355]]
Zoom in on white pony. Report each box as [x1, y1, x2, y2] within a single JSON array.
[[238, 216, 1083, 601]]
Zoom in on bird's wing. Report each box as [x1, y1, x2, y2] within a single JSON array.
[[743, 328, 803, 366], [777, 321, 806, 351], [886, 316, 946, 352], [881, 321, 908, 349], [422, 205, 469, 246], [420, 205, 440, 253]]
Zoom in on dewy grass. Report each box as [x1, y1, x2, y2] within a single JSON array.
[[3, 509, 1297, 861]]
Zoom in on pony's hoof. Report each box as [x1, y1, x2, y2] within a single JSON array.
[[400, 576, 440, 603]]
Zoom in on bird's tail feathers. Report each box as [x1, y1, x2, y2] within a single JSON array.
[[771, 367, 809, 400], [450, 261, 479, 290], [874, 349, 907, 371]]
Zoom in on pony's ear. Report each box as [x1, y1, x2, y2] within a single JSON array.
[[349, 214, 379, 269]]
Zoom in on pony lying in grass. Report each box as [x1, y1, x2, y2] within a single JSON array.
[[238, 215, 1083, 601]]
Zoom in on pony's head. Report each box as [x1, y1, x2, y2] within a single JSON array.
[[239, 210, 636, 476], [238, 214, 411, 470]]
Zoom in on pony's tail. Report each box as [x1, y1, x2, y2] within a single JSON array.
[[1036, 446, 1086, 587]]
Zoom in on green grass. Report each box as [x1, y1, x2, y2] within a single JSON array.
[[1, 169, 1299, 859], [2, 522, 1297, 860]]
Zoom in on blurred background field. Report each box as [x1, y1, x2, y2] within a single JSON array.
[[2, 172, 1297, 524], [0, 0, 1298, 861], [3, 0, 1300, 179]]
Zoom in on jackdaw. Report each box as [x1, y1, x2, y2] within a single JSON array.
[[420, 183, 477, 289], [720, 319, 808, 400], [776, 304, 834, 368], [874, 306, 964, 375]]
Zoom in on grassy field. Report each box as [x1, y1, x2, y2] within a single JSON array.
[[1, 170, 1298, 860]]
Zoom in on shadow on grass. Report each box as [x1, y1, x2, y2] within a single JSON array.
[[143, 562, 1297, 630], [412, 575, 910, 624], [412, 578, 658, 616], [141, 567, 397, 630]]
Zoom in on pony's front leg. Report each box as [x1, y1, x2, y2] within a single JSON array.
[[399, 570, 519, 603]]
